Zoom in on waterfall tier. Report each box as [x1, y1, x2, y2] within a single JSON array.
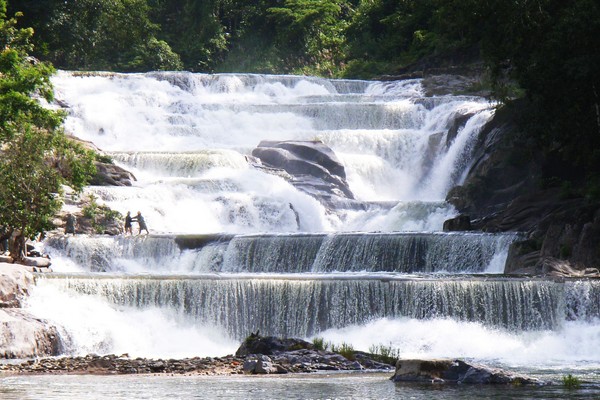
[[37, 275, 600, 339], [45, 232, 518, 274]]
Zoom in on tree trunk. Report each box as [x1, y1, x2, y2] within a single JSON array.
[[8, 231, 26, 263]]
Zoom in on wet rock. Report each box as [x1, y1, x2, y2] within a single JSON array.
[[236, 333, 314, 356], [243, 354, 278, 374], [21, 257, 52, 268], [443, 215, 472, 232], [251, 140, 355, 206], [540, 257, 600, 278], [391, 359, 542, 385]]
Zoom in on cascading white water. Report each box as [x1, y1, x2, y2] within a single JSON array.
[[51, 71, 495, 233], [24, 71, 600, 374]]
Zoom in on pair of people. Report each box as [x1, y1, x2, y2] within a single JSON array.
[[124, 211, 149, 235]]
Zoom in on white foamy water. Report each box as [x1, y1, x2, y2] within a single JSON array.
[[316, 317, 600, 369], [25, 284, 238, 359], [52, 72, 495, 232]]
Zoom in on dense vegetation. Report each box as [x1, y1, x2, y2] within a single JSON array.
[[0, 0, 95, 260]]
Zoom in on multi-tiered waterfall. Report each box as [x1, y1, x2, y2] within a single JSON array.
[[25, 72, 600, 375]]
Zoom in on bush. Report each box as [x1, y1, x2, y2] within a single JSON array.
[[562, 374, 581, 389]]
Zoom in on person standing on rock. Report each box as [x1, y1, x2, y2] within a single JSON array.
[[124, 211, 133, 235], [65, 213, 76, 236], [134, 211, 149, 235]]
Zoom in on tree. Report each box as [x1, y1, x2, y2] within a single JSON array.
[[268, 0, 352, 75], [476, 0, 600, 185], [14, 0, 182, 71], [0, 1, 96, 261]]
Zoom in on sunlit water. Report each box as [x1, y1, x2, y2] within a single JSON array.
[[5, 72, 598, 397], [2, 373, 600, 399]]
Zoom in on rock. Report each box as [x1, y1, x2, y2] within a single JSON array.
[[21, 257, 52, 268], [90, 161, 136, 187], [0, 263, 35, 308], [540, 257, 600, 278], [391, 359, 542, 385], [0, 354, 246, 375], [0, 309, 64, 358], [243, 354, 278, 374], [446, 99, 600, 273], [235, 333, 314, 357], [0, 255, 13, 264], [251, 140, 355, 206], [443, 215, 472, 231], [236, 334, 394, 374]]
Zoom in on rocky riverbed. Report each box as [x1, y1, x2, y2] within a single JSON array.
[[0, 334, 394, 376]]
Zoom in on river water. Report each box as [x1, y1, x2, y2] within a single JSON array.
[[2, 72, 599, 398], [2, 372, 600, 399]]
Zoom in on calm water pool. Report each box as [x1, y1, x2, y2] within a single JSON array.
[[2, 372, 600, 400]]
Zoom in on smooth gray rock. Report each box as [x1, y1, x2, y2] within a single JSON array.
[[251, 140, 355, 206]]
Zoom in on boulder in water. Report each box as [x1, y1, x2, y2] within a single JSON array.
[[251, 140, 355, 205], [236, 332, 314, 357], [0, 309, 63, 358], [0, 263, 35, 308], [391, 358, 542, 385], [0, 264, 64, 358]]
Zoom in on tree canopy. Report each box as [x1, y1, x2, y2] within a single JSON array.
[[0, 0, 95, 260]]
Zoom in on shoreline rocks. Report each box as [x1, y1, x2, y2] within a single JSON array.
[[236, 334, 393, 375], [0, 354, 244, 376], [391, 359, 544, 385]]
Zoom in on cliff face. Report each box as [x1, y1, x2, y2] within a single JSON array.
[[446, 100, 600, 274]]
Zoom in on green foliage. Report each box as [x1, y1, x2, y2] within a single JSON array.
[[312, 337, 328, 351], [268, 0, 350, 76], [0, 125, 62, 240], [82, 194, 122, 234], [562, 374, 581, 389], [0, 3, 95, 259], [368, 343, 401, 365], [330, 342, 355, 361], [14, 0, 182, 72]]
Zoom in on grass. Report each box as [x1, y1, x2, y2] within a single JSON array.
[[562, 374, 581, 389], [368, 343, 401, 365]]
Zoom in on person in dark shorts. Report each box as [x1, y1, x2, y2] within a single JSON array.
[[124, 211, 133, 235]]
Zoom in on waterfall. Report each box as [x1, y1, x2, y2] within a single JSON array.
[[25, 71, 592, 366], [36, 275, 577, 340], [45, 232, 519, 274]]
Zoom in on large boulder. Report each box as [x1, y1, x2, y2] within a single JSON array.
[[236, 332, 313, 357], [0, 264, 64, 358], [0, 309, 64, 358], [391, 359, 542, 385], [0, 264, 35, 308], [251, 140, 355, 205], [90, 161, 136, 187]]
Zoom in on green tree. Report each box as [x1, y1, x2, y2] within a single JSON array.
[[0, 1, 95, 260], [17, 0, 182, 71], [476, 0, 600, 183], [268, 0, 352, 75]]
